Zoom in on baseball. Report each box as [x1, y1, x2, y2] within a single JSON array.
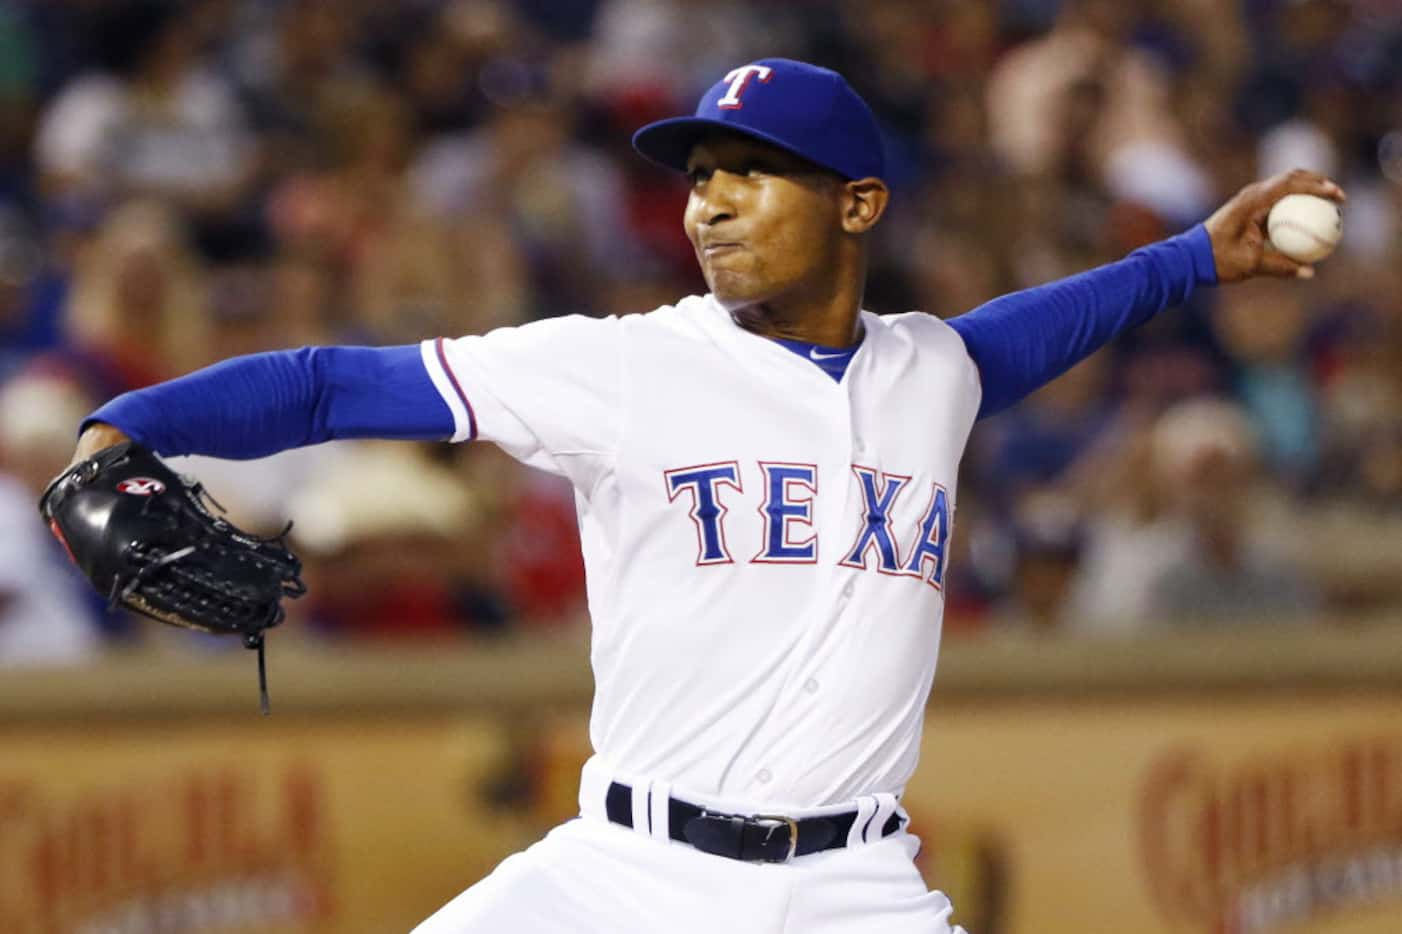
[[1267, 193, 1342, 264]]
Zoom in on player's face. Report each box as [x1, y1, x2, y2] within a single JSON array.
[[683, 134, 844, 306]]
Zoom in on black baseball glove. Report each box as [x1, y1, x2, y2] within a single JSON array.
[[39, 440, 306, 712]]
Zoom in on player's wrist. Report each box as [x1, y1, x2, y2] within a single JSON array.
[[1184, 224, 1219, 286], [72, 422, 132, 467]]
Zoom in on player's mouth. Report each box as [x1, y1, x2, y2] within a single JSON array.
[[703, 242, 745, 258]]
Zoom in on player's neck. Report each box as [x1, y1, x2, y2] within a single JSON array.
[[731, 304, 862, 348], [728, 266, 866, 349]]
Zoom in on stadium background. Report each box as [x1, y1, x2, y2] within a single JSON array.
[[0, 1, 1399, 932]]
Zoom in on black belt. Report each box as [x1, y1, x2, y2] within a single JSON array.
[[604, 781, 903, 863]]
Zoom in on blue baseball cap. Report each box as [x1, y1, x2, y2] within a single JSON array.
[[632, 58, 885, 181]]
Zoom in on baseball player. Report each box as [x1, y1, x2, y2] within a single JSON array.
[[65, 59, 1343, 933]]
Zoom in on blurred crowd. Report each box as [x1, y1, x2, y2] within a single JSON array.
[[1, 0, 1400, 666]]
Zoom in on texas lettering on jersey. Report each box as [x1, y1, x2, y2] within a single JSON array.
[[664, 460, 951, 588]]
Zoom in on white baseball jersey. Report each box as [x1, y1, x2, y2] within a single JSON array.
[[421, 294, 981, 809]]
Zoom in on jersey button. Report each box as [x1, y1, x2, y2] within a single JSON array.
[[804, 678, 820, 694], [842, 581, 856, 598], [757, 769, 772, 784]]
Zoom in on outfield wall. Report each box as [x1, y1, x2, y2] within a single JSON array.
[[1, 625, 1399, 934]]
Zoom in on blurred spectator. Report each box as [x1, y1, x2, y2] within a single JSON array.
[[264, 82, 416, 285], [988, 491, 1084, 634], [0, 205, 51, 379], [60, 199, 209, 393], [410, 74, 634, 317], [1209, 279, 1318, 484], [232, 0, 372, 176], [34, 0, 257, 244], [457, 445, 587, 627], [351, 211, 529, 343], [0, 4, 41, 212], [987, 0, 1159, 178], [286, 441, 503, 638], [987, 0, 1220, 227], [0, 372, 108, 665], [975, 351, 1119, 510], [586, 0, 799, 105], [1141, 397, 1319, 624], [0, 0, 1399, 648], [1063, 423, 1182, 635]]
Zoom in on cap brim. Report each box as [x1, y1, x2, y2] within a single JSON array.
[[631, 117, 843, 178]]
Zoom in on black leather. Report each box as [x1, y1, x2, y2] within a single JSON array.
[[604, 781, 902, 862], [39, 441, 304, 636]]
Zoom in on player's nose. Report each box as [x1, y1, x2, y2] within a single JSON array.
[[696, 170, 742, 226]]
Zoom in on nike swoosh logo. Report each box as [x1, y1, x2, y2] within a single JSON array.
[[810, 349, 846, 361]]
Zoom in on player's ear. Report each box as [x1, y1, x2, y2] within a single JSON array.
[[841, 178, 889, 234]]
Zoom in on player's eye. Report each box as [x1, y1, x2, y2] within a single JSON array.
[[686, 167, 712, 186]]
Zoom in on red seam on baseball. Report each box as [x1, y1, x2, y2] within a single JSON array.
[[1269, 219, 1332, 249]]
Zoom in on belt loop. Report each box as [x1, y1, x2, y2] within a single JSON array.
[[631, 780, 653, 837], [649, 779, 672, 842], [846, 795, 877, 848], [867, 793, 898, 844]]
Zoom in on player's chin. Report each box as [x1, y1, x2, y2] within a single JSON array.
[[706, 270, 767, 305]]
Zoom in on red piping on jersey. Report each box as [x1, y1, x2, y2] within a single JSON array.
[[435, 337, 478, 440]]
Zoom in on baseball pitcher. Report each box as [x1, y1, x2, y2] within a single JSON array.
[[49, 59, 1344, 933]]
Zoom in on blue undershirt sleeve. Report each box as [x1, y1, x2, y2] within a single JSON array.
[[82, 344, 455, 459], [946, 224, 1218, 419]]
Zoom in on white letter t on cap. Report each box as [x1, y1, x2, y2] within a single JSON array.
[[718, 65, 774, 110]]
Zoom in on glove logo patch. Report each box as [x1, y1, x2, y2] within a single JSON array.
[[116, 477, 166, 496]]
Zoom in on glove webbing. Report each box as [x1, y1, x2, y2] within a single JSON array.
[[115, 509, 300, 716], [108, 554, 279, 716]]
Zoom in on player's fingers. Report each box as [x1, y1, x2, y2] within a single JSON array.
[[1239, 171, 1344, 234], [1262, 168, 1347, 204], [1258, 246, 1312, 279]]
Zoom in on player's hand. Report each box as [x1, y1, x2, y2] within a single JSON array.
[[69, 422, 132, 469], [1203, 169, 1345, 284]]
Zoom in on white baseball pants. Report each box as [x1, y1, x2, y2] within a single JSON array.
[[411, 813, 966, 934]]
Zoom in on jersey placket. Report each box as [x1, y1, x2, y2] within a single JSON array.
[[748, 354, 864, 794]]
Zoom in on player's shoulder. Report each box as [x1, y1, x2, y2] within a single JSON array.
[[628, 294, 710, 326], [620, 294, 717, 340], [864, 309, 967, 353], [448, 296, 710, 351], [866, 310, 982, 403]]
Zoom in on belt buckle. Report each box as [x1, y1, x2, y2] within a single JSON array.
[[753, 814, 799, 862]]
